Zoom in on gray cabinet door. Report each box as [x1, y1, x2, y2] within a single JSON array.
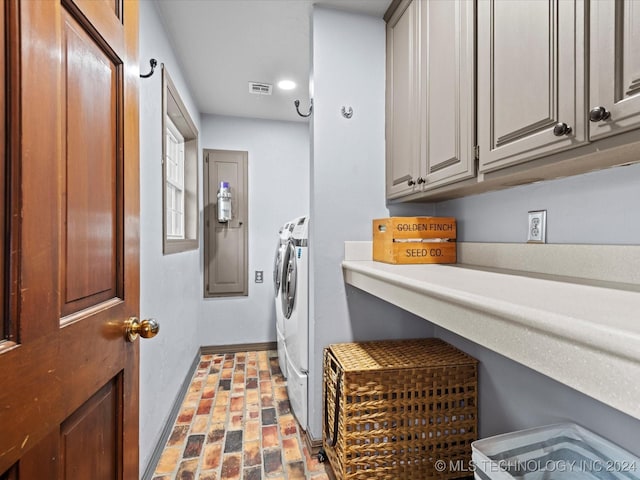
[[478, 0, 586, 173], [589, 0, 640, 141], [204, 149, 248, 297], [420, 0, 475, 189], [386, 0, 420, 198]]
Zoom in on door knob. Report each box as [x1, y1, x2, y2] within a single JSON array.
[[416, 177, 425, 184], [589, 106, 611, 122], [125, 317, 159, 342], [552, 122, 572, 137], [407, 179, 415, 186]]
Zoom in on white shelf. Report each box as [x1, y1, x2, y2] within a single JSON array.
[[342, 242, 640, 421]]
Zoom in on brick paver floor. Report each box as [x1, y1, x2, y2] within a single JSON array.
[[152, 350, 329, 480]]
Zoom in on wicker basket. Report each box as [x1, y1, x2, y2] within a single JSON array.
[[322, 338, 478, 480]]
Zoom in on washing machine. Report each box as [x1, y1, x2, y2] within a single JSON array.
[[273, 221, 294, 379], [281, 215, 309, 429]]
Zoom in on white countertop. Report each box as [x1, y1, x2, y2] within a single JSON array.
[[342, 242, 640, 421]]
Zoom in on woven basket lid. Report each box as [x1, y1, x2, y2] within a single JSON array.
[[328, 338, 477, 371]]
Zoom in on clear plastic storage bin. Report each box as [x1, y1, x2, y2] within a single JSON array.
[[472, 423, 640, 480]]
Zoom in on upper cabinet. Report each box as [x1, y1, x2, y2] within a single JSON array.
[[419, 0, 475, 188], [386, 0, 475, 199], [386, 0, 420, 198], [477, 0, 586, 173], [385, 0, 640, 202], [589, 0, 640, 141]]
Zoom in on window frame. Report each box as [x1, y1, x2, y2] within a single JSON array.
[[162, 65, 199, 254]]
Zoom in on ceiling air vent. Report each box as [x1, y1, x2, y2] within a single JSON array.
[[248, 82, 273, 95]]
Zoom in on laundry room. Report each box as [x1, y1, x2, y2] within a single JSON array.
[[135, 6, 640, 480], [3, 0, 640, 478], [133, 0, 640, 478]]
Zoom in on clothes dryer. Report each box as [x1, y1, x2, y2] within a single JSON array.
[[280, 216, 309, 428], [273, 221, 294, 379]]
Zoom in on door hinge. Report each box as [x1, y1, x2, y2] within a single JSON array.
[[474, 145, 480, 160]]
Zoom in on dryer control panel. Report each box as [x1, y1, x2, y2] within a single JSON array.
[[291, 216, 309, 245]]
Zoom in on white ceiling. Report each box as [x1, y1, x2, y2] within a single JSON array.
[[155, 0, 392, 123]]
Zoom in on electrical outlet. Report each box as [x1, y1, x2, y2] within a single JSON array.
[[255, 270, 263, 283], [527, 210, 547, 243]]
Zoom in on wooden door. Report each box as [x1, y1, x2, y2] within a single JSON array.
[[385, 0, 420, 199], [477, 0, 586, 173], [0, 0, 140, 478], [590, 0, 640, 141], [420, 0, 476, 189]]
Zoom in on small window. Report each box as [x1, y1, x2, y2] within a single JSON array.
[[162, 66, 198, 254], [165, 119, 185, 238]]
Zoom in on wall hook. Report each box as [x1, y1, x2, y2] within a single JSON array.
[[294, 99, 313, 118], [341, 106, 353, 119], [140, 58, 158, 79]]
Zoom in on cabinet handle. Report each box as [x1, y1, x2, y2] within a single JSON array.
[[589, 106, 611, 122], [407, 179, 416, 186], [416, 177, 425, 184], [553, 122, 572, 137]]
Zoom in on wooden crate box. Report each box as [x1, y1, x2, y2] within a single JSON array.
[[373, 217, 457, 264]]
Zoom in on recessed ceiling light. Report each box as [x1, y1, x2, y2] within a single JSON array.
[[277, 80, 296, 90]]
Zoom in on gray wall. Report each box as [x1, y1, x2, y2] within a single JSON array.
[[422, 162, 640, 455], [308, 7, 434, 440], [436, 162, 640, 243], [437, 327, 640, 457], [198, 114, 309, 345], [139, 1, 203, 472]]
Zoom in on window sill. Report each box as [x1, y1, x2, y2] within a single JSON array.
[[164, 238, 198, 255], [342, 241, 640, 421]]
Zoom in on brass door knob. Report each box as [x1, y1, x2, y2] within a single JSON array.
[[125, 317, 159, 342]]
